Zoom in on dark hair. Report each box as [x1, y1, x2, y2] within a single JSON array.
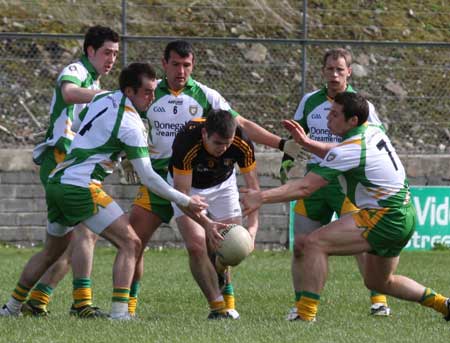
[[83, 25, 119, 56], [322, 48, 352, 67], [163, 40, 195, 62], [119, 63, 156, 93], [205, 109, 237, 139], [334, 92, 369, 125]]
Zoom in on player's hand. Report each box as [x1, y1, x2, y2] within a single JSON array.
[[282, 120, 309, 146], [205, 220, 227, 251], [183, 195, 208, 219], [119, 158, 140, 185], [239, 187, 263, 216]]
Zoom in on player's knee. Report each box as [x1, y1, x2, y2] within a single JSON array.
[[116, 230, 142, 258], [186, 240, 206, 260], [293, 234, 308, 258], [299, 233, 320, 253], [128, 234, 142, 258]]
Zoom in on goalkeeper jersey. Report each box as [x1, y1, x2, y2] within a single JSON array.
[[145, 77, 239, 171], [48, 90, 149, 188], [311, 124, 409, 210], [293, 85, 382, 165], [33, 55, 100, 164]]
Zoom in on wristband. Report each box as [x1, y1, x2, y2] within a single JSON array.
[[278, 138, 286, 151]]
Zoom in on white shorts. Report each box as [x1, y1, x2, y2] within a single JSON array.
[[47, 201, 124, 237], [170, 171, 242, 221]]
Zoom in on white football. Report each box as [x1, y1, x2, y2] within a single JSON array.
[[216, 224, 253, 266]]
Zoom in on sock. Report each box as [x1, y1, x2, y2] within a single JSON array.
[[420, 288, 448, 315], [6, 297, 24, 314], [370, 291, 388, 306], [112, 287, 130, 305], [128, 281, 140, 315], [72, 278, 92, 309], [296, 291, 320, 321], [222, 284, 235, 310], [28, 283, 53, 310], [111, 302, 129, 316], [209, 295, 226, 313], [11, 283, 31, 304], [295, 291, 302, 302]]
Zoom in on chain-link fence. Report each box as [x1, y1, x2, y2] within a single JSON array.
[[0, 1, 449, 153]]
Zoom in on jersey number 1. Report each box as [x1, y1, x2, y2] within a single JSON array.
[[376, 139, 398, 171], [79, 107, 108, 136]]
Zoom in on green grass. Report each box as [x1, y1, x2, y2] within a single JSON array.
[[0, 246, 450, 342]]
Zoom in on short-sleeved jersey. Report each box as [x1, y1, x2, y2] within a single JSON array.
[[169, 119, 256, 189], [293, 85, 382, 165], [33, 55, 100, 164], [48, 90, 149, 188], [146, 77, 239, 171], [311, 124, 409, 210]]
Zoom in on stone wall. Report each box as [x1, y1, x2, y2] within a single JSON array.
[[0, 149, 449, 248]]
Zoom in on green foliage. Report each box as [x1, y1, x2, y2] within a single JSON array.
[[432, 242, 450, 251], [0, 247, 450, 342]]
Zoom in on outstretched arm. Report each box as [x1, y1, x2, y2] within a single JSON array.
[[240, 172, 329, 216], [282, 119, 336, 158], [236, 115, 283, 149], [130, 157, 207, 214]]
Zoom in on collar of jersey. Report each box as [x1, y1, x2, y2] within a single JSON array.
[[321, 84, 355, 102], [80, 55, 99, 80], [159, 76, 195, 95], [342, 121, 368, 140]]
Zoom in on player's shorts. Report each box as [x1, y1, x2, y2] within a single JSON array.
[[46, 181, 123, 235], [170, 172, 241, 220], [39, 147, 66, 187], [294, 178, 358, 225], [132, 169, 173, 223], [353, 202, 416, 257]]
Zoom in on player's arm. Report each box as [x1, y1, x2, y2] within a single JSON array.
[[173, 172, 225, 248], [61, 82, 105, 104], [130, 157, 207, 214], [240, 172, 328, 215], [241, 169, 259, 245], [235, 115, 283, 149], [282, 119, 336, 158]]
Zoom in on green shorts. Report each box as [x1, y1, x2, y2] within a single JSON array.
[[132, 169, 173, 223], [46, 181, 113, 227], [294, 178, 358, 225], [39, 147, 66, 187], [353, 202, 416, 257]]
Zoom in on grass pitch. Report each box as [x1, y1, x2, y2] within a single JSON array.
[[0, 246, 449, 343]]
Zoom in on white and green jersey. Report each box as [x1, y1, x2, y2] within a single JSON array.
[[146, 77, 238, 171], [33, 55, 100, 164], [311, 124, 409, 210], [49, 90, 148, 188], [293, 85, 382, 165]]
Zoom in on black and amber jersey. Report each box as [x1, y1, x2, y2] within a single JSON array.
[[169, 119, 256, 189]]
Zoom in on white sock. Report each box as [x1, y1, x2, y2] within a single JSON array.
[[6, 297, 22, 313], [213, 295, 224, 302], [111, 302, 128, 316]]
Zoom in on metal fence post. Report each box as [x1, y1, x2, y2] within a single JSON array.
[[121, 0, 127, 67]]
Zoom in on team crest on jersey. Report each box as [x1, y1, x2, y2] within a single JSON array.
[[223, 158, 234, 166], [326, 152, 337, 162], [189, 105, 198, 116]]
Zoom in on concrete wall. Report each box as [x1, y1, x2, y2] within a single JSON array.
[[1, 149, 449, 248]]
